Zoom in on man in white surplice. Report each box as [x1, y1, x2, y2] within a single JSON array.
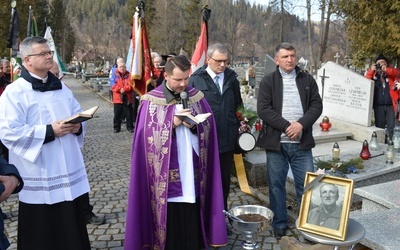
[[0, 36, 91, 250]]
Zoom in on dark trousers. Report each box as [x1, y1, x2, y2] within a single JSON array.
[[374, 105, 395, 139], [18, 195, 90, 250], [166, 201, 203, 250], [113, 103, 134, 131], [80, 193, 94, 221], [220, 150, 234, 211], [133, 96, 139, 122], [0, 141, 8, 162]]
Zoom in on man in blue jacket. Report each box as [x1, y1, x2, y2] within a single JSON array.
[[256, 42, 322, 239], [189, 43, 242, 216]]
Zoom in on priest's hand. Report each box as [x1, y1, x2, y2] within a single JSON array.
[[173, 109, 190, 128], [52, 121, 81, 137], [69, 123, 81, 134]]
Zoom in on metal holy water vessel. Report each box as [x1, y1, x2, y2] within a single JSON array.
[[227, 205, 274, 249]]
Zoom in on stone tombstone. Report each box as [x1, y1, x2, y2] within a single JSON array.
[[254, 54, 276, 98], [317, 61, 374, 126]]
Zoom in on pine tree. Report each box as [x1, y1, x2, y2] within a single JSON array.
[[49, 0, 76, 63]]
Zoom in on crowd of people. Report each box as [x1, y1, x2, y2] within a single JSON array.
[[1, 35, 399, 250]]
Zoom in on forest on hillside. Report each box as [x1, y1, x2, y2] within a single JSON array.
[[65, 0, 342, 67], [64, 0, 317, 65], [1, 0, 340, 67]]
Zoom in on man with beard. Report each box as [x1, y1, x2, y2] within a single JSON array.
[[124, 55, 227, 249]]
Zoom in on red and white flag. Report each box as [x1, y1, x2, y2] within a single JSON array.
[[126, 12, 139, 77], [190, 21, 208, 74], [132, 22, 153, 95]]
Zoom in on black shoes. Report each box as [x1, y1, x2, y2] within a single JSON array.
[[86, 214, 105, 225], [114, 128, 134, 133], [273, 228, 287, 239]]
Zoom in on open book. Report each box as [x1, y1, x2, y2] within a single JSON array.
[[175, 112, 211, 125], [62, 106, 99, 124]]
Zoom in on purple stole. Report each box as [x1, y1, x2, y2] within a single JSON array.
[[124, 86, 227, 250]]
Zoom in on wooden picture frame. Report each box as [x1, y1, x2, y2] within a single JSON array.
[[297, 172, 354, 241]]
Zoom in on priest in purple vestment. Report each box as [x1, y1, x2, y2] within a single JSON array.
[[124, 55, 228, 249]]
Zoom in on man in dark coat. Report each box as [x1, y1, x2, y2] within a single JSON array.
[[0, 156, 23, 249], [256, 42, 322, 239], [189, 43, 242, 214]]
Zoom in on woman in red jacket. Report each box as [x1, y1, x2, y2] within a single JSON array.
[[112, 61, 135, 133]]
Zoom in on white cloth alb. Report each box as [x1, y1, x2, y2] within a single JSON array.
[[0, 77, 90, 204], [167, 104, 199, 203]]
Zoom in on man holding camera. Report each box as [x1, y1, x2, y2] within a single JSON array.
[[365, 54, 400, 140]]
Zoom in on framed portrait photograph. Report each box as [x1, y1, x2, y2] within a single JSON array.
[[297, 172, 354, 241]]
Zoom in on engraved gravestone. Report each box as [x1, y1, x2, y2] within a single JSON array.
[[254, 54, 276, 98], [317, 61, 374, 126]]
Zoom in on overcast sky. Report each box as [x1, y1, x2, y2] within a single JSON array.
[[248, 0, 269, 7], [246, 0, 320, 21]]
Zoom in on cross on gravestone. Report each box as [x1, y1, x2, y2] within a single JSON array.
[[319, 68, 329, 101], [317, 61, 374, 127], [334, 53, 340, 64]]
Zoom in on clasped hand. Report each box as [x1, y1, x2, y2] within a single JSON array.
[[285, 121, 303, 140], [173, 109, 194, 129], [52, 121, 81, 137]]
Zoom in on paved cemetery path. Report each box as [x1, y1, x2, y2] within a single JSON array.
[[3, 75, 369, 250]]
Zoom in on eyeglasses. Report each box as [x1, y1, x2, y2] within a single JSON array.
[[210, 57, 229, 64], [27, 51, 54, 57]]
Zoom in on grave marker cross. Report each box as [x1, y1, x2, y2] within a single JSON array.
[[319, 69, 329, 101], [334, 53, 340, 64]]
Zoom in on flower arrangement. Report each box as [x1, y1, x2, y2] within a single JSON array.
[[236, 105, 258, 130], [314, 157, 364, 174], [240, 77, 248, 85]]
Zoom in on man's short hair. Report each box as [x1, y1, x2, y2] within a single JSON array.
[[153, 56, 162, 62], [275, 42, 296, 55], [164, 55, 191, 74], [207, 43, 228, 57], [20, 36, 48, 58], [319, 183, 339, 196], [116, 58, 124, 64]]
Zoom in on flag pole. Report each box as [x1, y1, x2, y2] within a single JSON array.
[[27, 5, 32, 37], [138, 0, 145, 28], [189, 5, 211, 74], [9, 0, 17, 82], [201, 5, 211, 46]]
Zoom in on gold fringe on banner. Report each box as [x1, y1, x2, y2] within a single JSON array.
[[233, 153, 252, 195]]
